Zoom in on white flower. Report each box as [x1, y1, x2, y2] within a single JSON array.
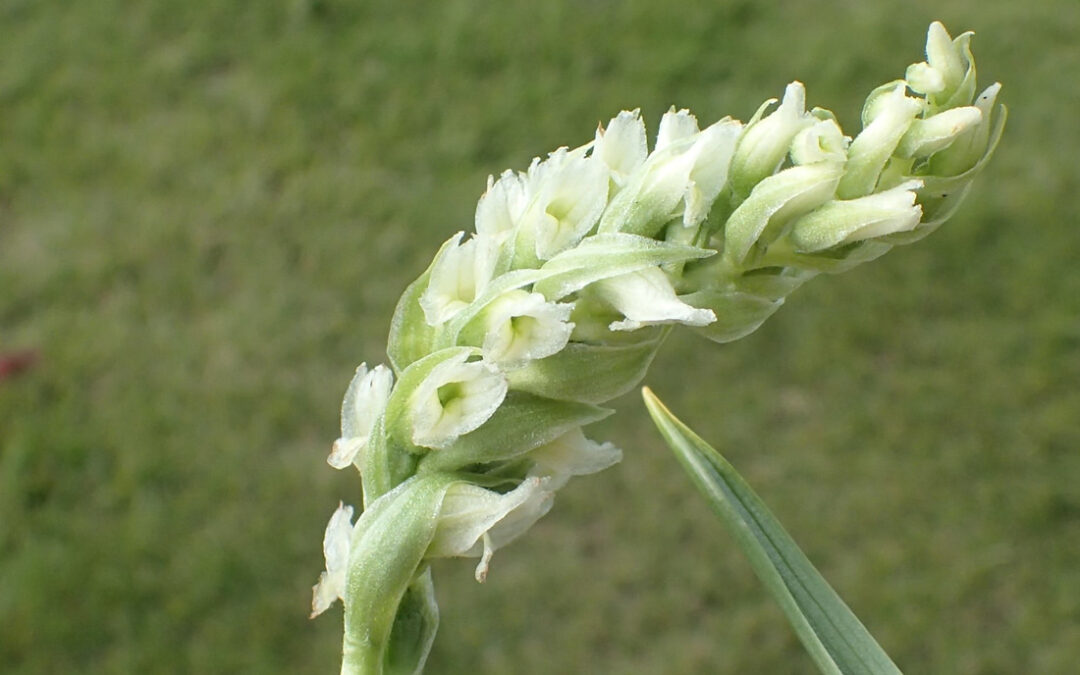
[[410, 351, 508, 449], [589, 266, 716, 331], [469, 289, 574, 368], [420, 232, 500, 326], [475, 170, 530, 244], [517, 147, 609, 260], [681, 117, 744, 228], [594, 110, 648, 186], [426, 477, 554, 582], [310, 502, 355, 618], [527, 428, 622, 490], [327, 363, 394, 470]]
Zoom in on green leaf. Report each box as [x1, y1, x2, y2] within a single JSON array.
[[641, 388, 903, 675]]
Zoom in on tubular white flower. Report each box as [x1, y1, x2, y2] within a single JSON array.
[[426, 477, 554, 582], [527, 428, 622, 490], [328, 363, 394, 470], [410, 351, 508, 449], [590, 266, 716, 331], [594, 110, 648, 186], [788, 180, 924, 252], [420, 232, 500, 326], [682, 118, 744, 228], [310, 502, 355, 618], [475, 170, 529, 243], [470, 289, 574, 368], [517, 147, 609, 260]]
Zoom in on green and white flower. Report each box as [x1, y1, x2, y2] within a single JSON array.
[[314, 23, 1004, 675]]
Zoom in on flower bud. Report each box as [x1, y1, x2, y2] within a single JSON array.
[[837, 84, 923, 199], [410, 351, 507, 449], [328, 363, 394, 470], [788, 180, 923, 252], [928, 83, 1004, 176], [896, 106, 982, 159], [728, 82, 812, 200], [907, 22, 976, 111], [723, 162, 844, 264]]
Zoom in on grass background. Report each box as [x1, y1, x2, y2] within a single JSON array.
[[2, 0, 1077, 672]]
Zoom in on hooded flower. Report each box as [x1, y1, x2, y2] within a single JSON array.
[[327, 363, 394, 470], [409, 351, 508, 449]]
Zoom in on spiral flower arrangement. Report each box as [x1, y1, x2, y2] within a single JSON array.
[[311, 23, 1004, 674]]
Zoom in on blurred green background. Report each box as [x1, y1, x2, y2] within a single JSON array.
[[2, 0, 1077, 672]]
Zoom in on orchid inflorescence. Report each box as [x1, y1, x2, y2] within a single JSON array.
[[312, 22, 1003, 675]]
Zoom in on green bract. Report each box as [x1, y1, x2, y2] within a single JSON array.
[[313, 22, 1004, 675]]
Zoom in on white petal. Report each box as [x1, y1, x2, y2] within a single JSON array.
[[410, 352, 508, 449], [528, 428, 622, 490], [476, 170, 529, 242], [328, 363, 394, 470], [656, 107, 700, 152], [681, 118, 744, 226], [310, 502, 355, 618], [590, 267, 715, 331], [595, 110, 648, 181]]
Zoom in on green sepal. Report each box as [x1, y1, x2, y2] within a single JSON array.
[[642, 389, 903, 675], [506, 336, 665, 403], [360, 415, 419, 506], [387, 238, 466, 373], [417, 391, 612, 472], [681, 289, 786, 344], [533, 233, 714, 301], [341, 474, 456, 675]]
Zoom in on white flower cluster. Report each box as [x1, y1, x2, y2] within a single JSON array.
[[311, 22, 1004, 675]]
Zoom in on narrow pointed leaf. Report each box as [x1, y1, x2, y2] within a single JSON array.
[[642, 388, 902, 675]]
